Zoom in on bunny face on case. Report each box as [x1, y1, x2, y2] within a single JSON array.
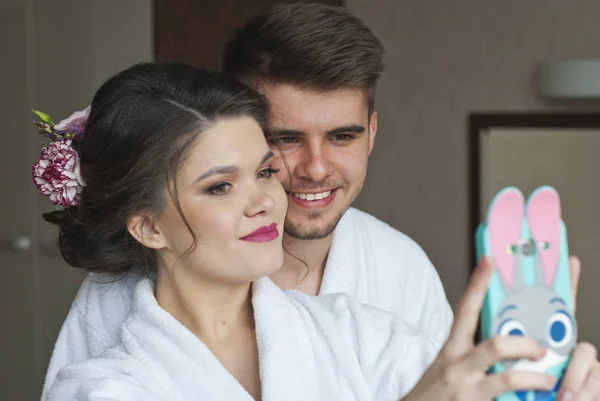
[[485, 186, 577, 374], [493, 283, 576, 372]]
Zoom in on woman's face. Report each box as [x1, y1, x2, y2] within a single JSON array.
[[152, 116, 288, 284]]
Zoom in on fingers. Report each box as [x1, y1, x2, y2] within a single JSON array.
[[465, 335, 546, 372], [446, 257, 494, 352], [557, 342, 598, 400], [569, 256, 581, 311], [573, 364, 600, 401], [485, 370, 557, 398]]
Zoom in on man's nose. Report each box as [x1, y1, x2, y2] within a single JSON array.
[[295, 141, 334, 183]]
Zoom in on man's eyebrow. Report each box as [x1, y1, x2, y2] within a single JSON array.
[[326, 124, 366, 135], [268, 124, 366, 137]]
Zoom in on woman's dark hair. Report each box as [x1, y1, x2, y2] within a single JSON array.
[[43, 62, 269, 275]]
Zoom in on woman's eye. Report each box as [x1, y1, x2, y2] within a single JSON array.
[[208, 182, 231, 195], [257, 167, 280, 179]]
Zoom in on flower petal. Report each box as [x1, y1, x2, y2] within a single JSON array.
[[54, 106, 90, 132]]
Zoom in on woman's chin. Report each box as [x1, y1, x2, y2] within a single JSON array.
[[247, 252, 285, 282]]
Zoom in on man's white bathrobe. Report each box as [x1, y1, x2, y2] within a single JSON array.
[[46, 277, 440, 401], [42, 208, 453, 396]]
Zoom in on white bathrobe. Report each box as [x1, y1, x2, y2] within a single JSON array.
[[42, 207, 453, 396], [45, 276, 440, 401]]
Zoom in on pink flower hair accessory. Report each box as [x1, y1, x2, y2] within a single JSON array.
[[31, 107, 89, 207]]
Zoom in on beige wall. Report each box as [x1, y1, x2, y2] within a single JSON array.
[[347, 0, 600, 307], [0, 1, 152, 398], [32, 0, 153, 389]]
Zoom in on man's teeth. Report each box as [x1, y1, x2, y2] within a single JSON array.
[[292, 190, 332, 201]]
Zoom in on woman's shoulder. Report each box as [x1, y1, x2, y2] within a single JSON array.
[[44, 346, 167, 401]]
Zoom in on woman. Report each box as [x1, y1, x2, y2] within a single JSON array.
[[39, 62, 438, 401]]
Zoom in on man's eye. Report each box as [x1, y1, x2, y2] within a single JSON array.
[[207, 182, 231, 195], [331, 134, 354, 142]]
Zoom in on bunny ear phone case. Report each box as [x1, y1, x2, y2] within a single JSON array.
[[475, 186, 577, 401]]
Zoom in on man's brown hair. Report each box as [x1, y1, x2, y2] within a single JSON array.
[[222, 3, 385, 115]]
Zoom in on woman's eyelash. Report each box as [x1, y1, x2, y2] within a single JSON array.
[[206, 167, 279, 195], [206, 182, 231, 195], [258, 167, 280, 178]]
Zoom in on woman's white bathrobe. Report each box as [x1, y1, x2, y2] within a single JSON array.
[[42, 208, 452, 396], [46, 276, 439, 401]]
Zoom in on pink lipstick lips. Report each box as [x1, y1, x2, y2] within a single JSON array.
[[240, 223, 279, 242]]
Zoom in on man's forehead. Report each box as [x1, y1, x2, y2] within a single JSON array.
[[258, 82, 369, 130], [256, 80, 365, 104]]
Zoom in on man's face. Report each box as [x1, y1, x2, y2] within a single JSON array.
[[258, 83, 377, 240]]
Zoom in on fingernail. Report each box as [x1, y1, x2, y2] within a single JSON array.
[[537, 347, 547, 359], [558, 390, 573, 401], [545, 375, 557, 388], [479, 257, 493, 272]]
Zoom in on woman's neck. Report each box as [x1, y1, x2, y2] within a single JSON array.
[[155, 269, 254, 343], [155, 268, 261, 399]]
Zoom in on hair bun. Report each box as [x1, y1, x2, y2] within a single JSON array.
[[43, 207, 91, 269]]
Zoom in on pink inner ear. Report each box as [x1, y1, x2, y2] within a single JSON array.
[[527, 188, 561, 286], [488, 189, 524, 288]]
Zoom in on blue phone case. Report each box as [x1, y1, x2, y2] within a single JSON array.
[[475, 186, 577, 401]]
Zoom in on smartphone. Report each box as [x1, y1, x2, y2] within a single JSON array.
[[475, 186, 576, 401]]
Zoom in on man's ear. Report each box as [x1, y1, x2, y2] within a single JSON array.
[[127, 213, 167, 250], [368, 111, 378, 155]]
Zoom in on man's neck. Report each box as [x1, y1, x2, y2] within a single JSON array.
[[268, 233, 334, 295]]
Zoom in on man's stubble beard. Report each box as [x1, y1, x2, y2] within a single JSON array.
[[283, 209, 346, 240]]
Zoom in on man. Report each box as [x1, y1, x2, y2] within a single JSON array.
[[221, 3, 453, 344], [221, 6, 600, 399], [43, 4, 599, 400]]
